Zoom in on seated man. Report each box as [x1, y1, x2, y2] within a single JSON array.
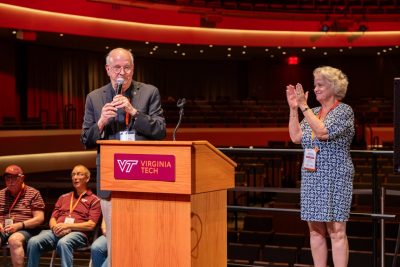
[[27, 164, 101, 267], [0, 164, 45, 267], [91, 218, 107, 267]]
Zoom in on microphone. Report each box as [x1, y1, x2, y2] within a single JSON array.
[[177, 98, 186, 108], [173, 98, 186, 141], [116, 77, 124, 95]]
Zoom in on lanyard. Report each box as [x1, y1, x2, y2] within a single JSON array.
[[311, 100, 340, 140], [125, 96, 132, 127], [9, 183, 25, 218], [69, 191, 86, 216], [125, 111, 130, 127]]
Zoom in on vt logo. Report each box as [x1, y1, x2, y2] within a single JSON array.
[[117, 160, 139, 173]]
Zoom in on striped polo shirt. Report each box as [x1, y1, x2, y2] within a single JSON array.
[[0, 185, 45, 224]]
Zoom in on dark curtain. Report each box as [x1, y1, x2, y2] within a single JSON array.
[[26, 46, 107, 128]]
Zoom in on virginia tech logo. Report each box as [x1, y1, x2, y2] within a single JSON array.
[[114, 153, 175, 182], [117, 160, 139, 173]]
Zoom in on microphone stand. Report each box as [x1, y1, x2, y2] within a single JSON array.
[[173, 98, 186, 141]]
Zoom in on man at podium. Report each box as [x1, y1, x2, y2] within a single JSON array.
[[81, 47, 166, 266]]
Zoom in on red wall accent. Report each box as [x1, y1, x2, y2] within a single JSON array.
[[0, 1, 399, 47]]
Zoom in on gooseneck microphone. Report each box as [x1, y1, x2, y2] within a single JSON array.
[[173, 98, 186, 141], [116, 77, 124, 95]]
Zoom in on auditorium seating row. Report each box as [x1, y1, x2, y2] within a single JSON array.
[[225, 148, 400, 266], [0, 97, 394, 130], [226, 214, 400, 267], [164, 97, 394, 129]]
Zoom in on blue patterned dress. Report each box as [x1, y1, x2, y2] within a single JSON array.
[[300, 102, 355, 222]]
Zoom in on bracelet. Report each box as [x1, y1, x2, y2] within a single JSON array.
[[302, 107, 309, 113], [21, 221, 25, 229]]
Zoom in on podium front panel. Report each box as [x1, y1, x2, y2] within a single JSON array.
[[100, 142, 192, 194]]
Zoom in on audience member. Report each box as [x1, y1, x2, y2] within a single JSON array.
[[26, 165, 101, 267], [0, 164, 45, 267]]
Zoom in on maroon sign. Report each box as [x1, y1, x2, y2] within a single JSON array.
[[114, 153, 175, 182]]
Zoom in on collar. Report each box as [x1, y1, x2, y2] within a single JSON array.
[[6, 185, 26, 198], [73, 188, 92, 197]]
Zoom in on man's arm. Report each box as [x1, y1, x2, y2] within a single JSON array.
[[22, 210, 45, 229], [133, 84, 166, 140], [81, 94, 102, 149]]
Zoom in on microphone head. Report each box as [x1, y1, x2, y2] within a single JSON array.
[[116, 78, 124, 94], [177, 98, 186, 108], [116, 77, 124, 86]]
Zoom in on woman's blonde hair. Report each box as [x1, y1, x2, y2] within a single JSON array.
[[313, 66, 348, 100]]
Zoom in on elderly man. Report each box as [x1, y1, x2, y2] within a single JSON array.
[[26, 165, 101, 267], [0, 164, 45, 267], [81, 47, 166, 265]]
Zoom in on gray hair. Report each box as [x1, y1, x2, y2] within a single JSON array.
[[313, 66, 348, 100], [105, 48, 134, 65]]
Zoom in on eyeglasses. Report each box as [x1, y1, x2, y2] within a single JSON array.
[[110, 65, 133, 74], [4, 173, 23, 181], [71, 172, 87, 178]]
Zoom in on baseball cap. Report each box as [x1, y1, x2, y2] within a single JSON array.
[[3, 164, 24, 178]]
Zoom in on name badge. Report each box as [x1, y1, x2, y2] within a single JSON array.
[[4, 218, 13, 227], [64, 216, 75, 224], [303, 148, 317, 171], [120, 130, 136, 141]]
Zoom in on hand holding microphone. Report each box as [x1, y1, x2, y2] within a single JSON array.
[[112, 78, 137, 116], [97, 78, 124, 131]]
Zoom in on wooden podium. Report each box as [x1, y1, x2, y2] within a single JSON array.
[[97, 140, 236, 267]]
